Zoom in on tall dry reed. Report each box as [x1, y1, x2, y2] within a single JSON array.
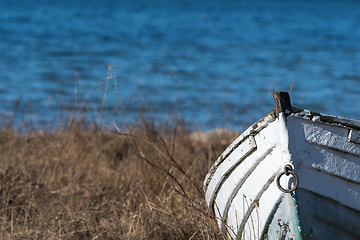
[[0, 118, 238, 239]]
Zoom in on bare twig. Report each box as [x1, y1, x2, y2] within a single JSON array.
[[136, 152, 189, 200], [155, 131, 204, 195]]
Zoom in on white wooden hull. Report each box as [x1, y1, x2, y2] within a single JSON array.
[[204, 93, 360, 240]]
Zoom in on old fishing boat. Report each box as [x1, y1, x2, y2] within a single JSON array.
[[204, 92, 360, 240]]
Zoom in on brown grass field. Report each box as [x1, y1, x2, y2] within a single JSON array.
[[0, 118, 238, 239]]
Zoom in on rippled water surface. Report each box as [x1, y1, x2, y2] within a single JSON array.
[[1, 0, 360, 130]]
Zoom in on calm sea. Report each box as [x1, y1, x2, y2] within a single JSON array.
[[1, 0, 360, 131]]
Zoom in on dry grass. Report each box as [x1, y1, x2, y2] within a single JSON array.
[[0, 118, 238, 239]]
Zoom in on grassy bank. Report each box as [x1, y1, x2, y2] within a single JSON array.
[[0, 119, 238, 239]]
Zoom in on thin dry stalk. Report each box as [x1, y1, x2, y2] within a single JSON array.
[[0, 119, 236, 239]]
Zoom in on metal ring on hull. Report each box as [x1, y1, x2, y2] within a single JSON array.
[[276, 165, 299, 193]]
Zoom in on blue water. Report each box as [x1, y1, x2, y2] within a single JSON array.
[[1, 0, 360, 131]]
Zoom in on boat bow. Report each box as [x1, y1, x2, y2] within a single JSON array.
[[204, 92, 360, 239]]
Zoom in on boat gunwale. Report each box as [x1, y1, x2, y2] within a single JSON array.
[[291, 107, 360, 130]]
